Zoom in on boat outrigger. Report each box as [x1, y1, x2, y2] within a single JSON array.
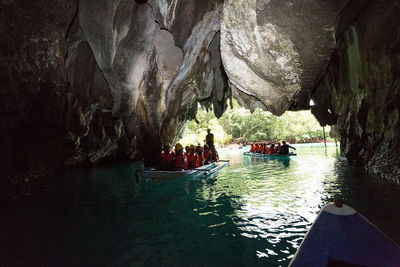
[[289, 202, 400, 266], [243, 151, 297, 157], [138, 160, 230, 182]]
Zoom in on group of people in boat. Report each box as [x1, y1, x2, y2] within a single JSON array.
[[159, 143, 219, 171], [159, 129, 219, 171], [250, 141, 296, 155]]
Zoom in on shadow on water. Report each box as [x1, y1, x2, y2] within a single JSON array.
[[0, 162, 146, 266]]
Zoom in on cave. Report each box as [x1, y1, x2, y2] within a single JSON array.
[[1, 0, 400, 203]]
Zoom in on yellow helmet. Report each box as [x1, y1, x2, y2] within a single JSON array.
[[163, 142, 171, 147], [175, 143, 183, 151], [190, 145, 195, 150]]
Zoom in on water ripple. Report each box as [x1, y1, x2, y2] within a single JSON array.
[[5, 144, 400, 266]]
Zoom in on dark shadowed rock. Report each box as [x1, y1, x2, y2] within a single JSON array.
[[1, 0, 400, 201], [312, 0, 400, 182], [0, 0, 77, 201]]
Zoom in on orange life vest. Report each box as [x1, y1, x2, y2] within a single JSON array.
[[196, 153, 204, 167], [175, 153, 185, 169], [187, 152, 198, 169], [161, 151, 174, 163], [203, 150, 212, 162]]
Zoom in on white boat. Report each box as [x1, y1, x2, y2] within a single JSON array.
[[289, 203, 400, 266], [138, 161, 229, 182]]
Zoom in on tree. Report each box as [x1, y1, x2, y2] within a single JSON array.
[[179, 100, 330, 146]]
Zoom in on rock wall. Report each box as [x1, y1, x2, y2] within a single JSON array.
[[312, 0, 400, 182], [221, 0, 351, 115], [75, 0, 230, 164], [1, 0, 400, 201], [0, 0, 77, 200], [1, 0, 231, 200]]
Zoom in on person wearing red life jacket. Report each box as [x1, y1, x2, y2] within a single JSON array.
[[160, 142, 175, 170], [203, 144, 212, 164], [264, 144, 270, 154], [277, 142, 281, 153], [174, 143, 186, 170], [184, 145, 190, 169], [261, 143, 266, 154], [250, 144, 255, 152], [269, 143, 277, 154], [196, 145, 204, 167], [257, 144, 262, 153], [187, 145, 198, 169], [210, 145, 219, 162]]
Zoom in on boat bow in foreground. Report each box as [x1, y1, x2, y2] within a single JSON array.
[[290, 203, 400, 266]]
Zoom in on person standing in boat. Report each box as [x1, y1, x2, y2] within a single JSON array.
[[205, 129, 214, 149], [174, 143, 186, 170], [187, 145, 198, 169], [279, 141, 296, 154], [160, 142, 175, 170]]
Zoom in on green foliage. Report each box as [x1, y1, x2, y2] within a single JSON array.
[[179, 100, 331, 146]]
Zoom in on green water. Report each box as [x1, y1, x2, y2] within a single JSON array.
[[2, 143, 400, 266]]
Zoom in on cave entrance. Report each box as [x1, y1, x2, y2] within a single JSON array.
[[178, 100, 332, 148]]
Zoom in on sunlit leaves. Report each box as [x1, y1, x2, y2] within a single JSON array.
[[180, 101, 330, 146]]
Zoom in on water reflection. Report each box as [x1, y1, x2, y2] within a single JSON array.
[[2, 144, 400, 266]]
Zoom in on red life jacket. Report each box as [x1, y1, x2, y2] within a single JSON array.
[[196, 153, 204, 167], [175, 153, 185, 169], [161, 151, 174, 163], [250, 145, 255, 152], [203, 150, 212, 162], [184, 152, 188, 169], [187, 152, 198, 169]]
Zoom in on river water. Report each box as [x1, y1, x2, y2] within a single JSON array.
[[2, 143, 400, 266]]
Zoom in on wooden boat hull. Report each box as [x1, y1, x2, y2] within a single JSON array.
[[243, 151, 296, 157], [289, 204, 400, 266], [138, 161, 229, 182]]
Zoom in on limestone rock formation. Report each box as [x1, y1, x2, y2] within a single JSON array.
[[221, 0, 350, 115], [1, 0, 400, 201], [76, 0, 230, 163], [311, 0, 400, 182]]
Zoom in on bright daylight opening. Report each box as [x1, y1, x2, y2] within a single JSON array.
[[178, 99, 332, 148]]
